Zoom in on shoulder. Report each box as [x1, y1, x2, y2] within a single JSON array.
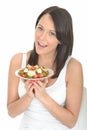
[[10, 50, 32, 68], [68, 57, 83, 72], [10, 52, 23, 69], [11, 52, 22, 61], [66, 57, 83, 81]]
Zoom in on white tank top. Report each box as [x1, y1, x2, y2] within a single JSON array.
[[18, 53, 79, 130]]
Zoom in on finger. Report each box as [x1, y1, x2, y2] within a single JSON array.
[[25, 82, 33, 91], [35, 79, 48, 88], [32, 82, 41, 92], [33, 82, 40, 88], [34, 80, 43, 87], [44, 78, 48, 84]]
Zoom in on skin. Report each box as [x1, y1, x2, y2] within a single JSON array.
[[7, 14, 83, 128]]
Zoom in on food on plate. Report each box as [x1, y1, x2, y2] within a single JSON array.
[[18, 64, 49, 79]]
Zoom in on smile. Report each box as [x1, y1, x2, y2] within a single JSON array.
[[38, 42, 48, 48]]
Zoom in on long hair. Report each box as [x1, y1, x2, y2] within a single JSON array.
[[28, 6, 73, 78]]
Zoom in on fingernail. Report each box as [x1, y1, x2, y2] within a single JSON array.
[[31, 83, 34, 86]]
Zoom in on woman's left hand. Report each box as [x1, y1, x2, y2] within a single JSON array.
[[32, 79, 48, 100]]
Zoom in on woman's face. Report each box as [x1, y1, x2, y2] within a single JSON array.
[[35, 14, 60, 56]]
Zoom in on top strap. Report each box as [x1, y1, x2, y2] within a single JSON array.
[[65, 56, 72, 66], [21, 53, 27, 68]]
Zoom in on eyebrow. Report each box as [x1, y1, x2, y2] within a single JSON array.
[[37, 24, 56, 32]]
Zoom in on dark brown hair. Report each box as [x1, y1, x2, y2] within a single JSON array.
[[28, 6, 73, 78]]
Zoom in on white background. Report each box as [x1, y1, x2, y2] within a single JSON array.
[[0, 0, 87, 130]]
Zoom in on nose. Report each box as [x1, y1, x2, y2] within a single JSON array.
[[40, 31, 47, 40]]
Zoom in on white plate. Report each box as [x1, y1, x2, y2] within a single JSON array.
[[15, 68, 54, 80]]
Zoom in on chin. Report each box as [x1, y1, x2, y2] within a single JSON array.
[[36, 49, 46, 55]]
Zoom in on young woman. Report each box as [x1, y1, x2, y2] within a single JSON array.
[[7, 6, 83, 130]]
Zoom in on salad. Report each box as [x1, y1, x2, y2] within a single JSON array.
[[18, 64, 49, 79]]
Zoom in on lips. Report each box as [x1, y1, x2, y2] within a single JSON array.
[[38, 41, 48, 48]]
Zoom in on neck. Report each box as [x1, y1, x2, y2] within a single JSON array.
[[38, 55, 55, 69]]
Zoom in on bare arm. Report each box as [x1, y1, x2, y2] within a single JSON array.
[[33, 58, 83, 128], [7, 53, 34, 117]]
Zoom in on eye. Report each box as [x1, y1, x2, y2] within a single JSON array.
[[36, 26, 43, 31], [49, 31, 56, 37]]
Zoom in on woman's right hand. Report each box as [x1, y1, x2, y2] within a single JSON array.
[[24, 80, 35, 99]]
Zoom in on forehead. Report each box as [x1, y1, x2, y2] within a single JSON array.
[[38, 14, 55, 30]]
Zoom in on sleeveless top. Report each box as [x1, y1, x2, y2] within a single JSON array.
[[18, 53, 79, 130]]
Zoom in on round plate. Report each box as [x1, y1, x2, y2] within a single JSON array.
[[15, 68, 54, 80]]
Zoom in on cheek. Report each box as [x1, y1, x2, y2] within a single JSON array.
[[49, 41, 58, 50], [34, 32, 39, 42], [50, 39, 58, 47]]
